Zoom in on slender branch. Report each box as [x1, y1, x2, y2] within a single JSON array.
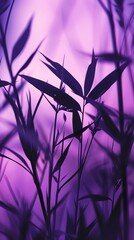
[[74, 100, 85, 233], [47, 108, 58, 239]]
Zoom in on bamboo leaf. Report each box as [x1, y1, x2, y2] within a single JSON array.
[[11, 17, 33, 62], [41, 53, 83, 97], [84, 50, 97, 97], [0, 200, 17, 213], [20, 75, 81, 111], [0, 80, 10, 87], [98, 104, 121, 141], [53, 141, 72, 174], [96, 52, 131, 63], [86, 100, 121, 141], [88, 61, 130, 100], [57, 122, 93, 145], [72, 110, 82, 139], [0, 81, 25, 111], [0, 1, 10, 15], [16, 40, 44, 75], [0, 153, 31, 174], [79, 194, 111, 201]]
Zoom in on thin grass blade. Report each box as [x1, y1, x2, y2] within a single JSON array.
[[79, 194, 111, 201], [53, 141, 72, 174]]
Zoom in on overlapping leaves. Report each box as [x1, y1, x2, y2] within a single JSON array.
[[20, 75, 81, 111]]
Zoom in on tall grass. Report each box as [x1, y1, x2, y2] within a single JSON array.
[[0, 0, 134, 239]]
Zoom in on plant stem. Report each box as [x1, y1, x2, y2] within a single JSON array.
[[47, 109, 58, 239], [52, 130, 65, 236], [106, 1, 128, 239], [74, 100, 85, 233], [32, 166, 48, 227], [0, 23, 25, 127], [52, 167, 61, 236], [122, 169, 128, 240], [107, 1, 124, 134]]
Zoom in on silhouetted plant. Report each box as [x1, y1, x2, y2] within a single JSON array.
[[0, 0, 133, 240]]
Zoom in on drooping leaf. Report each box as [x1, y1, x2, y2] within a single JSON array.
[[20, 75, 81, 111], [53, 141, 72, 174], [84, 50, 97, 97], [0, 0, 10, 15], [72, 110, 82, 139], [0, 80, 25, 111], [5, 147, 31, 171], [41, 53, 83, 97], [0, 200, 17, 213], [0, 153, 31, 174], [0, 80, 10, 87], [11, 16, 33, 62], [79, 194, 111, 201], [87, 61, 130, 100]]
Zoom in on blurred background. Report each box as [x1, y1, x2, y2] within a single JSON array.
[[0, 0, 134, 239]]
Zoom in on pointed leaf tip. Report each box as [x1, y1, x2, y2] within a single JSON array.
[[84, 50, 97, 97], [0, 80, 10, 87], [20, 75, 81, 111], [79, 194, 112, 201], [88, 61, 130, 100], [11, 16, 33, 62], [53, 141, 72, 173], [41, 53, 83, 97]]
